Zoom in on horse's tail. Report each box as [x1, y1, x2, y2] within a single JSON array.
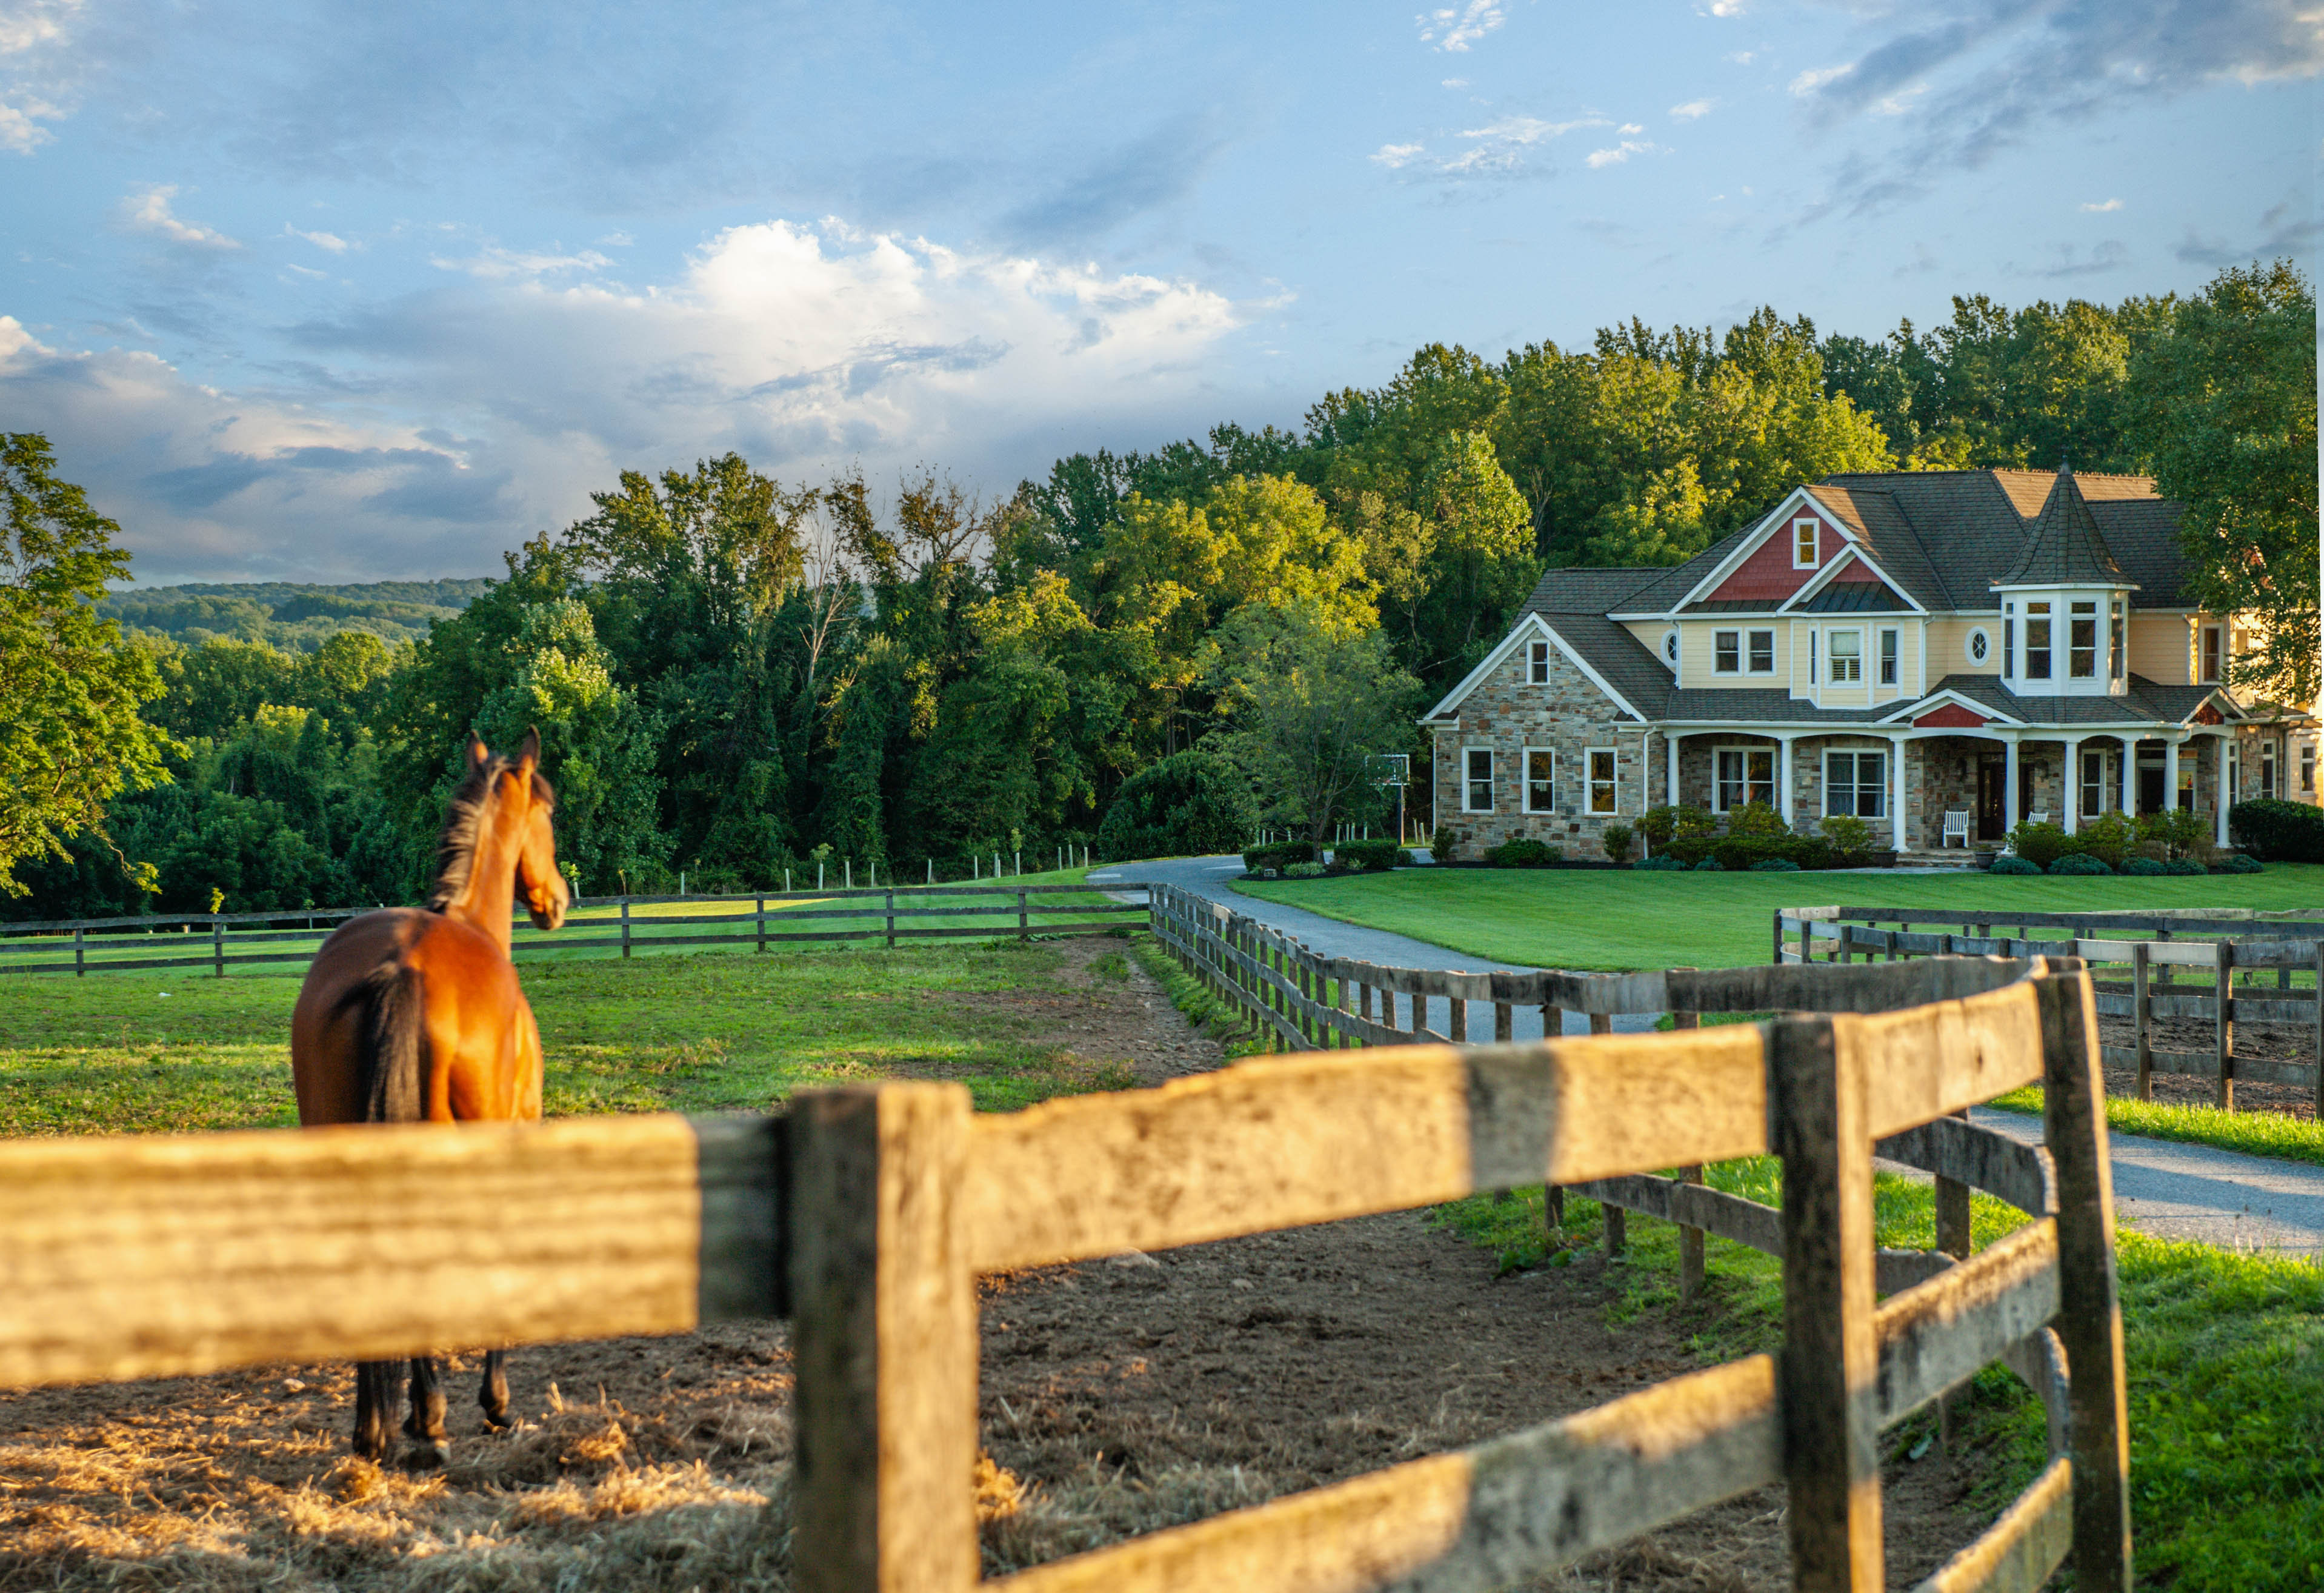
[[355, 959, 427, 1124]]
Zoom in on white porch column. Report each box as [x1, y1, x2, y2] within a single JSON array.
[[2061, 735, 2084, 832], [2215, 733, 2231, 844], [2122, 735, 2138, 816], [2003, 734, 2021, 832], [1778, 733, 1798, 831], [1888, 733, 1908, 852], [2164, 736, 2182, 812], [1666, 729, 1680, 808]]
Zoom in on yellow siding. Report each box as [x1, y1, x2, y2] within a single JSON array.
[[1925, 618, 2000, 681], [2128, 615, 2193, 684], [1673, 618, 1790, 689]]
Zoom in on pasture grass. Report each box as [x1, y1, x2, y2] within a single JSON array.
[[1986, 1084, 2324, 1169], [0, 937, 1136, 1137], [1233, 863, 2324, 974], [1431, 1171, 2324, 1591]]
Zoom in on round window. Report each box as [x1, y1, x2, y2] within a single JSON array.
[[1966, 627, 1991, 665], [1662, 630, 1679, 666]]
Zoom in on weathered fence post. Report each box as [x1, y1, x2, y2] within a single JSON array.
[[1670, 1005, 1705, 1301], [2131, 941, 2151, 1100], [2037, 971, 2134, 1591], [2314, 940, 2323, 1120], [2214, 937, 2236, 1110], [1598, 992, 1625, 1256], [1494, 1000, 1513, 1043], [621, 900, 631, 960], [789, 1083, 978, 1593], [1772, 909, 1783, 964], [213, 920, 224, 978], [757, 895, 767, 955], [885, 889, 896, 951], [74, 926, 84, 977], [1448, 982, 1467, 1043], [1770, 1012, 1881, 1592], [1017, 890, 1028, 944]]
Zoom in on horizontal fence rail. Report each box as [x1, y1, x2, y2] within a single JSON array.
[[1777, 905, 2324, 1113], [0, 955, 2129, 1593], [0, 884, 1149, 978]]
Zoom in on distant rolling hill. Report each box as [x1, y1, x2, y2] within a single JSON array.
[[101, 579, 496, 652]]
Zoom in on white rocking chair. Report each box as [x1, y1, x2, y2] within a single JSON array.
[[1941, 809, 1971, 849], [2026, 810, 2051, 829]]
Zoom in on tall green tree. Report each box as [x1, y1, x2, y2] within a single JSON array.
[[2126, 261, 2319, 708], [0, 434, 175, 897]]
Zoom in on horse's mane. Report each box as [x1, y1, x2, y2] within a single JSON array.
[[425, 753, 557, 912]]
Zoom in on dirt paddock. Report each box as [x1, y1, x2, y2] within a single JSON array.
[[1, 942, 2000, 1592]]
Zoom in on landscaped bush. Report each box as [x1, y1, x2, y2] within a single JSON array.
[[1988, 854, 2042, 875], [1331, 839, 1405, 872], [2139, 806, 2210, 862], [1711, 833, 1835, 872], [1486, 837, 1563, 867], [1694, 857, 1723, 870], [2048, 852, 2111, 875], [1430, 826, 1461, 864], [2006, 821, 2079, 869], [1636, 804, 1714, 852], [1725, 800, 1786, 838], [2162, 858, 2206, 875], [2075, 809, 2139, 869], [1632, 856, 1687, 870], [1819, 813, 1873, 856], [1600, 823, 1633, 864], [1750, 857, 1801, 871], [2229, 797, 2324, 862], [2119, 856, 2167, 876], [2219, 852, 2265, 873], [1242, 840, 1317, 873], [1097, 749, 1257, 863], [1282, 860, 1327, 878]]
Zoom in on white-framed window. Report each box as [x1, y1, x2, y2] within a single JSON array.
[[2069, 600, 2097, 679], [1463, 747, 1494, 812], [2111, 599, 2127, 681], [2081, 749, 2108, 817], [1523, 747, 1556, 813], [1662, 630, 1679, 667], [1793, 516, 1819, 569], [1808, 629, 1818, 684], [2003, 603, 2014, 676], [1748, 629, 1774, 673], [2025, 601, 2052, 680], [1966, 626, 1991, 666], [2302, 744, 2315, 795], [1828, 629, 1862, 683], [1716, 746, 1776, 811], [1528, 640, 1551, 684], [1823, 750, 1886, 818], [2262, 740, 2277, 800], [1713, 630, 1740, 673], [1878, 628, 1899, 686], [2200, 624, 2222, 684], [1586, 747, 1618, 815]]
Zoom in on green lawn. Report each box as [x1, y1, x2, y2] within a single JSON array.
[[1235, 864, 2324, 972], [0, 937, 1135, 1137]]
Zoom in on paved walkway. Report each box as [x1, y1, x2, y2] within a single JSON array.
[[1093, 855, 2324, 1257]]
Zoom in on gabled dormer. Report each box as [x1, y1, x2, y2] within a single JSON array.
[[1991, 466, 2139, 699], [1673, 487, 1858, 611]]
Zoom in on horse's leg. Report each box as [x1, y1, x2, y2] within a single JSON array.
[[479, 1348, 513, 1429], [402, 1355, 450, 1468], [352, 1360, 397, 1461]]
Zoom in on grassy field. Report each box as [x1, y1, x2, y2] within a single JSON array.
[[1427, 1159, 2324, 1591], [1234, 864, 2324, 972], [0, 935, 1138, 1138]]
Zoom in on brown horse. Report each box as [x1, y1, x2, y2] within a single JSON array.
[[291, 730, 570, 1466]]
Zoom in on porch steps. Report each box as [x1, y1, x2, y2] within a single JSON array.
[[1894, 848, 1999, 871]]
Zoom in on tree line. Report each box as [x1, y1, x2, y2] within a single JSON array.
[[2, 262, 2311, 918]]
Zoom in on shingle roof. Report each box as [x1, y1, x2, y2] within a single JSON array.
[[1995, 467, 2133, 588], [1918, 673, 2235, 728], [1660, 689, 1885, 725], [1532, 612, 1674, 720], [2088, 501, 2188, 606], [1518, 566, 1670, 615]]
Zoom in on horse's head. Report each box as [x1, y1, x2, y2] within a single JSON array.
[[470, 729, 568, 932]]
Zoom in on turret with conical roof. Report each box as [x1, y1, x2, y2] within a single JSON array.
[[1993, 463, 2138, 590]]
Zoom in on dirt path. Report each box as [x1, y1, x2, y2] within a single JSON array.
[[0, 939, 1997, 1592]]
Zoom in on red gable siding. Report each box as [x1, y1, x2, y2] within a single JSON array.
[[1702, 508, 1844, 603], [1829, 557, 1882, 583], [1914, 704, 1988, 729]]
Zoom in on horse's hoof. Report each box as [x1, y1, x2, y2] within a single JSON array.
[[402, 1438, 450, 1472], [481, 1409, 515, 1431]]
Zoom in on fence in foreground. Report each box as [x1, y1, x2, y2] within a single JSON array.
[[1777, 905, 2324, 1112], [0, 951, 2129, 1593], [0, 884, 1148, 978]]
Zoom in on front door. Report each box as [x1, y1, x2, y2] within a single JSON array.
[[1977, 760, 2007, 841], [2139, 764, 2165, 815]]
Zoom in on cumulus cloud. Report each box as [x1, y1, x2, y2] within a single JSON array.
[[0, 219, 1255, 581], [1585, 139, 1662, 168], [1416, 2, 1506, 52], [0, 0, 81, 152], [1371, 142, 1426, 168], [1790, 0, 2324, 216], [120, 184, 242, 249], [2081, 198, 2122, 212]]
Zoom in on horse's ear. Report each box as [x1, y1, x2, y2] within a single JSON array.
[[466, 735, 490, 773], [516, 727, 541, 773]]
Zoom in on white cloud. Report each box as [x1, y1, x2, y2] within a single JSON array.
[[0, 219, 1256, 580], [285, 223, 349, 252], [2081, 198, 2123, 212], [1790, 64, 1854, 96], [597, 230, 636, 247], [121, 185, 241, 249], [283, 261, 327, 279], [1370, 142, 1426, 169], [1416, 2, 1505, 53], [1457, 114, 1609, 144], [1585, 139, 1661, 169], [1440, 78, 1467, 89], [1706, 0, 1745, 15], [0, 0, 81, 152], [1669, 98, 1715, 121], [430, 244, 615, 279], [1726, 50, 1755, 65]]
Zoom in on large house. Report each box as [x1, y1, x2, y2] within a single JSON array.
[[1423, 466, 2319, 860]]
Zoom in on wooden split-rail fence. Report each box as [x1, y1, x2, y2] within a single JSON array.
[[1777, 906, 2324, 1113], [0, 885, 1147, 978], [1, 944, 2129, 1592]]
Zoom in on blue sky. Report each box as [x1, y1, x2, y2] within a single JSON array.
[[1, 0, 2316, 583]]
